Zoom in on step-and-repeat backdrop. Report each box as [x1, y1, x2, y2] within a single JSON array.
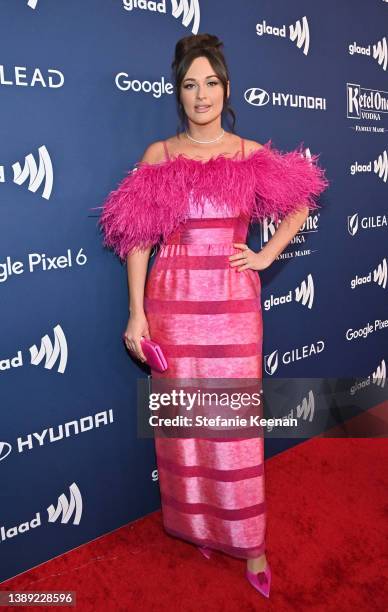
[[1, 0, 387, 583]]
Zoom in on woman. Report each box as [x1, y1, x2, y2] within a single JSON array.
[[99, 33, 329, 598]]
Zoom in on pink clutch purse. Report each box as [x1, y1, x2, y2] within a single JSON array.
[[139, 337, 168, 372]]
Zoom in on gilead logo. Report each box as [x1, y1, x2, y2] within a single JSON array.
[[0, 65, 64, 88], [347, 213, 388, 236], [264, 342, 325, 375], [122, 0, 201, 34], [0, 483, 82, 544]]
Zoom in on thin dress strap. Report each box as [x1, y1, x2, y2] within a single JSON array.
[[162, 140, 170, 162], [240, 137, 245, 160]]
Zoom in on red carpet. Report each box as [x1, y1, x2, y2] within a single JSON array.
[[1, 438, 387, 611]]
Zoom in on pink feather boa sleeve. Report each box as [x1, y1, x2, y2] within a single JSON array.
[[96, 140, 329, 262], [245, 140, 329, 224]]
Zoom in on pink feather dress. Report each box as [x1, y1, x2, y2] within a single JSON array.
[[98, 137, 329, 558]]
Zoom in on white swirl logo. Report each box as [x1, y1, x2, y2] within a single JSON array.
[[373, 259, 388, 289], [29, 324, 68, 373], [295, 274, 315, 309], [47, 482, 83, 525], [12, 145, 53, 200], [0, 442, 12, 462], [289, 16, 310, 55]]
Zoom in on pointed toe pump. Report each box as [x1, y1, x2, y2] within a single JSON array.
[[246, 561, 271, 598], [197, 545, 212, 559]]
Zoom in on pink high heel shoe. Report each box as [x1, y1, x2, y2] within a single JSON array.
[[197, 545, 212, 559], [246, 560, 271, 598]]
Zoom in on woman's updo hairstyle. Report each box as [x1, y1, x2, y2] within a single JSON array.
[[171, 33, 236, 136]]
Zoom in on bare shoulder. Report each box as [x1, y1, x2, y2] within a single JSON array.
[[139, 141, 166, 165], [243, 139, 264, 156]]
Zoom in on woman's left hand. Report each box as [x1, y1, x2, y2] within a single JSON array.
[[229, 243, 272, 272]]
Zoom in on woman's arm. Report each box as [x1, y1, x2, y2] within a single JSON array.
[[123, 142, 164, 360], [126, 140, 163, 314], [260, 206, 309, 266]]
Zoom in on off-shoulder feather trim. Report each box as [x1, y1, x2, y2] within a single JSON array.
[[95, 140, 329, 262]]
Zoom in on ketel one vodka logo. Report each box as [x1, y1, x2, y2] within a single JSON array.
[[349, 37, 388, 71], [0, 483, 83, 544], [346, 83, 388, 121], [264, 274, 315, 311], [256, 15, 310, 55], [350, 150, 388, 183], [122, 1, 201, 34]]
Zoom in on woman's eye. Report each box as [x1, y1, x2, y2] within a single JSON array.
[[184, 81, 219, 89]]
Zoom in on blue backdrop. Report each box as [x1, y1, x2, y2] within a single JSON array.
[[1, 0, 387, 583]]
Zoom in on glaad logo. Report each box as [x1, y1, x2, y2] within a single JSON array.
[[350, 258, 387, 290], [264, 341, 325, 375], [346, 82, 388, 124], [244, 87, 326, 111], [122, 0, 200, 34], [0, 324, 68, 374], [27, 0, 38, 8], [0, 442, 12, 462], [0, 482, 82, 544], [373, 359, 386, 388], [350, 359, 386, 395], [350, 149, 388, 183], [47, 482, 83, 525], [256, 15, 310, 55], [347, 212, 388, 236], [30, 324, 68, 373], [266, 390, 315, 432], [349, 38, 388, 71], [6, 145, 53, 200], [264, 274, 315, 311]]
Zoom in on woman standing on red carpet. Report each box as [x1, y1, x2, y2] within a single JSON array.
[[98, 33, 328, 599]]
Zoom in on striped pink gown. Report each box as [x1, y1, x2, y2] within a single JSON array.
[[98, 136, 329, 559], [144, 139, 266, 558]]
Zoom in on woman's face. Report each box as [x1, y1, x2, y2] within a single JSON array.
[[180, 56, 229, 127]]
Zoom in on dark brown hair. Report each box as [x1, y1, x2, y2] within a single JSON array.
[[171, 33, 237, 137]]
